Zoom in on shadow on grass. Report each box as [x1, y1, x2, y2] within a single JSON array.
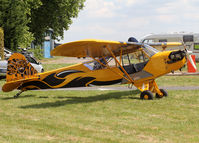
[[20, 90, 140, 109], [1, 95, 36, 100]]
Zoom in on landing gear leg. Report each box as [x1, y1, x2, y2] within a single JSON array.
[[14, 90, 24, 98], [135, 80, 168, 100], [149, 80, 168, 98]]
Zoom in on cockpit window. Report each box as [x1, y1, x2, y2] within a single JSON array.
[[83, 44, 159, 71], [142, 44, 159, 57], [83, 57, 111, 70]]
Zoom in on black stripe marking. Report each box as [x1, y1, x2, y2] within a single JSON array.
[[43, 73, 65, 86], [61, 77, 96, 88], [90, 79, 122, 86], [56, 70, 84, 78]]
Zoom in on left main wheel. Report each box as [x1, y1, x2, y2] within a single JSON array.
[[140, 90, 154, 100]]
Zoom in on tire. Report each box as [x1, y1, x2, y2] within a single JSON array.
[[0, 76, 6, 80], [156, 89, 168, 98], [140, 90, 154, 100]]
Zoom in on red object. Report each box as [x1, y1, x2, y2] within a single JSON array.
[[187, 55, 196, 73]]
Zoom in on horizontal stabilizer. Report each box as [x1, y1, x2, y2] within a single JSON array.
[[2, 77, 39, 92]]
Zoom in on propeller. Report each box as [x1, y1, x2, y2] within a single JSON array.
[[182, 42, 197, 71]]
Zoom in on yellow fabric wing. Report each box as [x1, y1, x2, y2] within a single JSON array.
[[51, 39, 141, 58]]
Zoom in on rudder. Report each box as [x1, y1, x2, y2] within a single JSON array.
[[6, 53, 38, 82], [2, 53, 39, 92]]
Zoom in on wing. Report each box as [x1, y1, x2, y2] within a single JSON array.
[[51, 39, 142, 58]]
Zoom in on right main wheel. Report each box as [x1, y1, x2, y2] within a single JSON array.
[[140, 90, 154, 100], [156, 89, 168, 98]]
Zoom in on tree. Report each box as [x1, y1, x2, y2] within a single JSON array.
[[0, 27, 4, 60], [0, 0, 41, 50], [0, 0, 85, 50], [29, 0, 85, 44]]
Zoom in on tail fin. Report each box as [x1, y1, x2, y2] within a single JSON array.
[[2, 53, 38, 92]]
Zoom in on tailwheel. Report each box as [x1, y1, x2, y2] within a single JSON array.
[[156, 89, 168, 98], [140, 90, 153, 100]]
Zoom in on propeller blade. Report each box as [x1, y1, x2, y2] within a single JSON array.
[[187, 54, 197, 70]]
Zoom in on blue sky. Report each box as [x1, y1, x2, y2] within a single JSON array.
[[59, 0, 199, 43]]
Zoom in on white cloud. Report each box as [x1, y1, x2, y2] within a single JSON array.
[[116, 0, 142, 6], [184, 13, 199, 19], [155, 14, 177, 23], [154, 0, 199, 24], [156, 2, 178, 14], [60, 0, 199, 43], [85, 0, 118, 18], [83, 0, 146, 18], [119, 17, 150, 28]]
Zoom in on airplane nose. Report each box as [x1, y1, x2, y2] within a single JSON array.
[[168, 50, 185, 62]]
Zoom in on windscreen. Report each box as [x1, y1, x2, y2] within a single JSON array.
[[142, 44, 159, 57]]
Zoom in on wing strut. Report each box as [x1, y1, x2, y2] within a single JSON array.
[[105, 46, 134, 84], [120, 47, 123, 66], [91, 56, 110, 68], [90, 56, 131, 82]]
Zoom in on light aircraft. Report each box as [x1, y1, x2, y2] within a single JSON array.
[[2, 38, 197, 99]]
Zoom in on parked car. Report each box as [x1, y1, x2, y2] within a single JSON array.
[[0, 48, 44, 77], [4, 48, 12, 59]]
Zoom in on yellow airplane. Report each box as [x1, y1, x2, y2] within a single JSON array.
[[2, 39, 196, 99]]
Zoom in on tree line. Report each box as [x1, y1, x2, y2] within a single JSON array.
[[0, 0, 85, 51]]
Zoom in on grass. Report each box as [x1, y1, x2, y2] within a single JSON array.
[[0, 90, 199, 143], [42, 63, 75, 71], [156, 75, 199, 86], [40, 56, 64, 63]]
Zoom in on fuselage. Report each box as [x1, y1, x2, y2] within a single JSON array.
[[18, 50, 186, 91]]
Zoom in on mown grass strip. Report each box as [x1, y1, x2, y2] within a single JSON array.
[[0, 90, 199, 143]]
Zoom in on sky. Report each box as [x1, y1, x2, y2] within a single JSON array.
[[59, 0, 199, 43]]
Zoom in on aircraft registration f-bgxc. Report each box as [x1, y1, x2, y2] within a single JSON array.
[[2, 38, 197, 99]]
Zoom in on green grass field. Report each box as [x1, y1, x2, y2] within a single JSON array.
[[156, 75, 199, 86], [42, 63, 75, 72], [0, 90, 199, 143], [0, 61, 199, 142]]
